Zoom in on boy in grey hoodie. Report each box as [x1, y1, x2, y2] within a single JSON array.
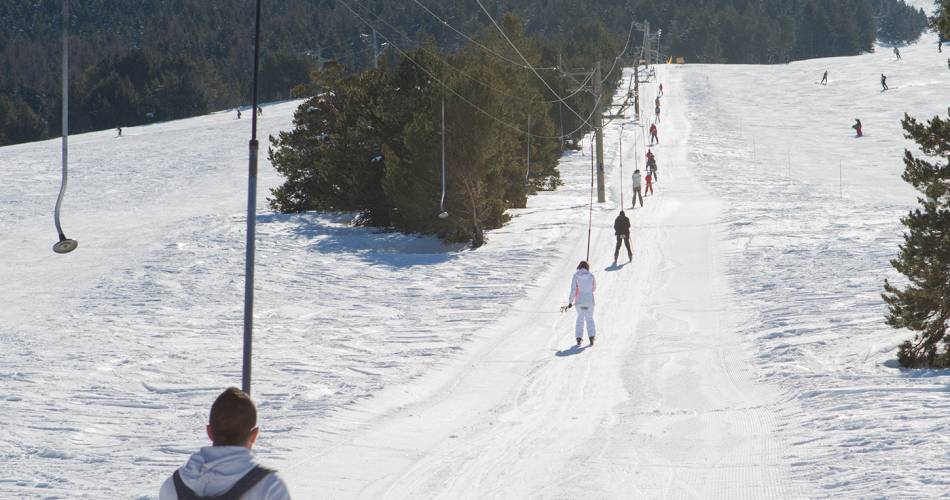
[[160, 387, 291, 499]]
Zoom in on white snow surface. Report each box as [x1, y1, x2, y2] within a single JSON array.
[[1, 31, 948, 498]]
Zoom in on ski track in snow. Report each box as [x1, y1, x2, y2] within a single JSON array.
[[281, 66, 796, 498], [681, 32, 950, 496], [1, 28, 948, 498]]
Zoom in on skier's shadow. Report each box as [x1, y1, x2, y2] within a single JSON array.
[[555, 345, 588, 357]]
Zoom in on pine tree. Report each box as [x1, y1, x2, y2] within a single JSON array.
[[934, 0, 950, 41], [883, 113, 950, 368]]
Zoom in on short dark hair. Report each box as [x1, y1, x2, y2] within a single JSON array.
[[209, 387, 257, 446], [577, 261, 589, 270]]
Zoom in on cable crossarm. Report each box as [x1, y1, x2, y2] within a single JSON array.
[[350, 0, 585, 106], [473, 0, 594, 130], [337, 0, 595, 140]]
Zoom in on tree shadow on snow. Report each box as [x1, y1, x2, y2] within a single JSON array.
[[555, 345, 588, 357], [257, 212, 464, 268]]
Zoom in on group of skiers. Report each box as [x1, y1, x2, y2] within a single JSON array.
[[631, 149, 658, 207], [822, 42, 949, 139], [236, 106, 264, 119], [564, 84, 668, 348]]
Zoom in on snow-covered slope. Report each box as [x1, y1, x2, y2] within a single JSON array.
[[681, 32, 950, 495], [1, 29, 947, 498], [0, 98, 596, 496]]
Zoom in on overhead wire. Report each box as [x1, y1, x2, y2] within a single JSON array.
[[599, 20, 637, 86], [409, 0, 554, 71], [350, 0, 589, 106], [473, 0, 594, 130], [337, 0, 596, 140]]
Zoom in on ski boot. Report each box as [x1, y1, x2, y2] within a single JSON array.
[[589, 336, 595, 347], [576, 337, 582, 347]]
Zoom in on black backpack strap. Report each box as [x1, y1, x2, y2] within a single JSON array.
[[222, 465, 274, 500], [173, 470, 199, 499]]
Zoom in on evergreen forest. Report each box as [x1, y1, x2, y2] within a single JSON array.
[[0, 0, 932, 147]]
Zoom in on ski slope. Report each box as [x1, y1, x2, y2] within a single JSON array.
[[0, 29, 948, 498]]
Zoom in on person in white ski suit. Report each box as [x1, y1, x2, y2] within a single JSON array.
[[160, 388, 291, 500], [631, 169, 644, 208], [568, 261, 597, 346]]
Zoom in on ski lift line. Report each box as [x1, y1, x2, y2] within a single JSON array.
[[525, 114, 531, 182], [52, 0, 77, 255], [587, 138, 595, 262], [305, 37, 373, 61], [439, 94, 448, 218], [337, 0, 595, 141], [598, 20, 637, 86], [473, 0, 594, 130], [618, 124, 625, 208], [346, 0, 583, 105]]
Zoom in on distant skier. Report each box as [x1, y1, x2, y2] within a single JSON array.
[[654, 105, 661, 123], [893, 47, 901, 60], [649, 123, 659, 145], [257, 106, 263, 116], [852, 118, 863, 137], [646, 149, 658, 182], [237, 108, 242, 119], [939, 39, 943, 53], [613, 211, 633, 265], [820, 71, 828, 85], [631, 169, 644, 208], [658, 83, 664, 96], [880, 73, 889, 91], [654, 96, 661, 108], [645, 171, 654, 196], [116, 127, 122, 137], [566, 261, 597, 347]]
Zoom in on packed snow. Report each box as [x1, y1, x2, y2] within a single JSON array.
[[0, 27, 947, 499]]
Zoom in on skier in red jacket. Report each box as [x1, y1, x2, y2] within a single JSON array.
[[649, 123, 659, 145]]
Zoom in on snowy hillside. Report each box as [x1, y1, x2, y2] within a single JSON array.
[[683, 32, 950, 494], [1, 29, 948, 500]]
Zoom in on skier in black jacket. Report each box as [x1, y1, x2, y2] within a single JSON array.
[[613, 211, 633, 265]]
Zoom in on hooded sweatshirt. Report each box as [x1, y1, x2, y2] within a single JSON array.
[[159, 446, 291, 500], [569, 269, 597, 307]]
